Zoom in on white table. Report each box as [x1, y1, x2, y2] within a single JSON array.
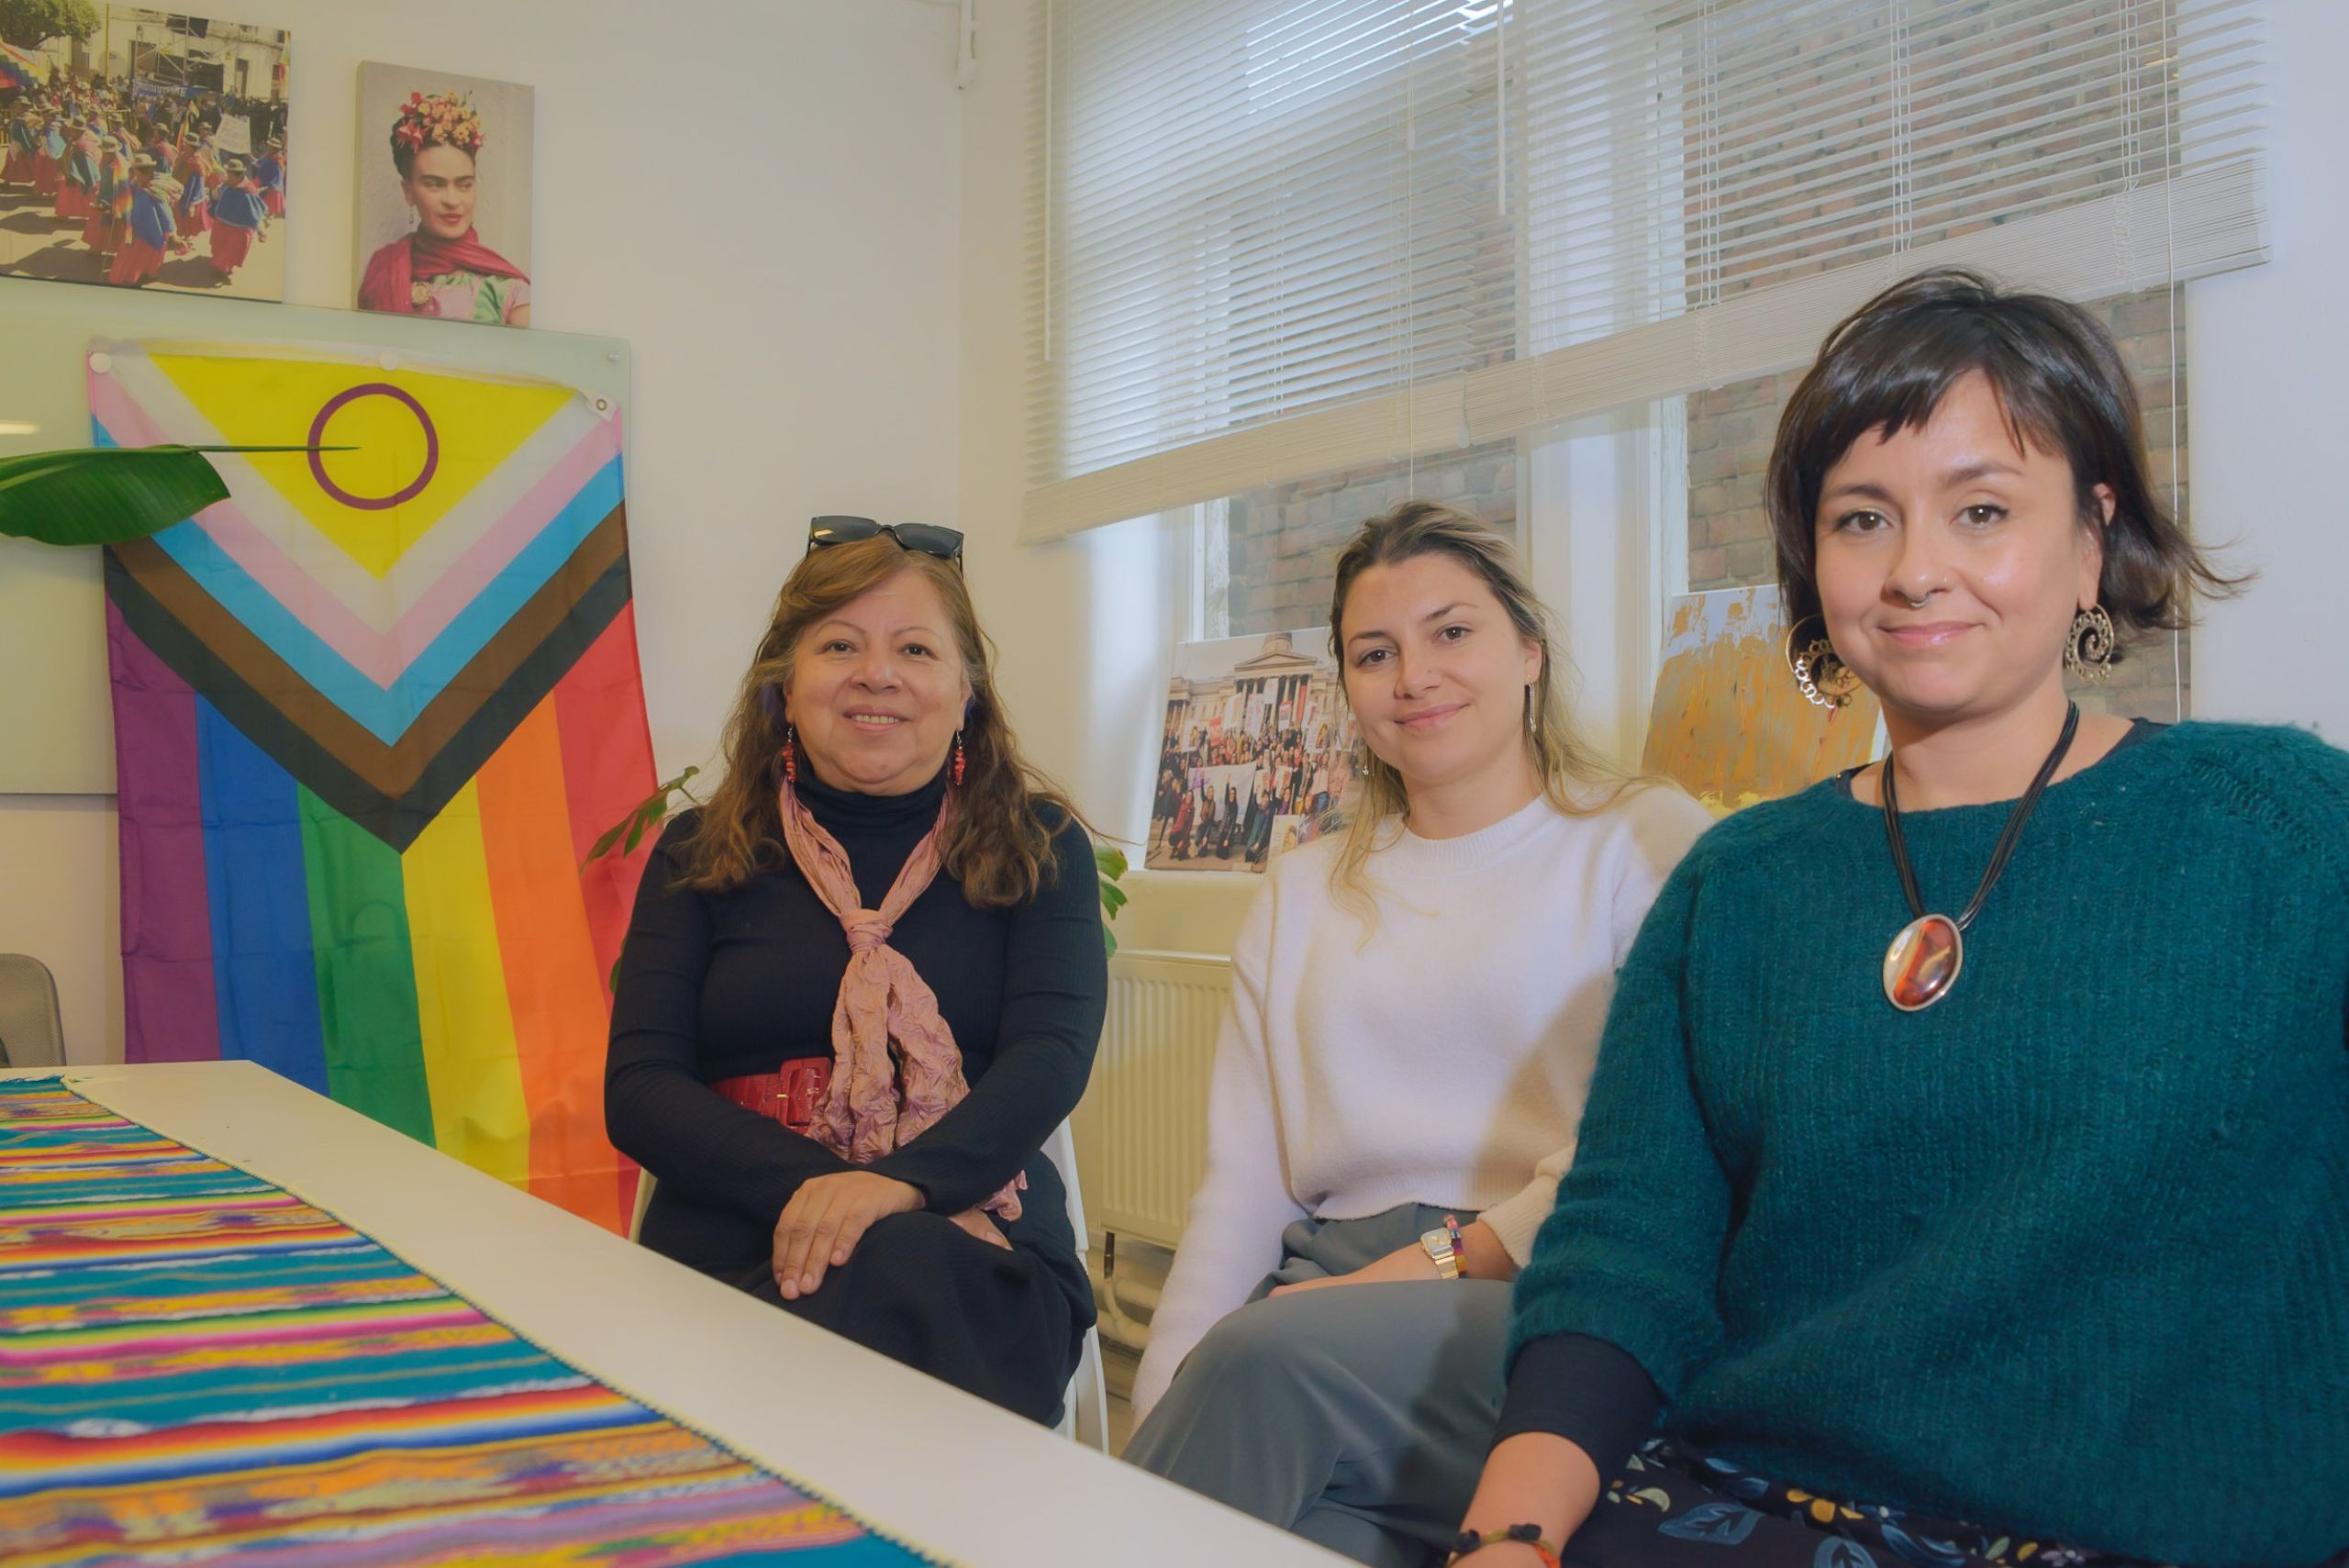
[[2, 1062, 1343, 1568]]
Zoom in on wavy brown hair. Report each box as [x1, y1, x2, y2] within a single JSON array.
[[674, 539, 1087, 906], [1325, 501, 1639, 925]]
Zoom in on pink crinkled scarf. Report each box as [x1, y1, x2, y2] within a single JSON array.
[[775, 776, 1024, 1219]]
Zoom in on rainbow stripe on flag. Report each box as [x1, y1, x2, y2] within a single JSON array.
[[95, 344, 656, 1232], [0, 1076, 940, 1565]]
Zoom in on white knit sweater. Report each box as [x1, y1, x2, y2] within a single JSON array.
[[1130, 784, 1712, 1419]]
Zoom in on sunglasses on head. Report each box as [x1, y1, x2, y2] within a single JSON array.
[[806, 516, 965, 568]]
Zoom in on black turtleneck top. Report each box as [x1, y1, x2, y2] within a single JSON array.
[[605, 765, 1106, 1301]]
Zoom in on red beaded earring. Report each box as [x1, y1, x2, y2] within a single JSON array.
[[782, 724, 797, 784], [952, 729, 966, 788]]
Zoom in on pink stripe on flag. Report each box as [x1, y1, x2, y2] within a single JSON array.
[[106, 596, 222, 1064], [389, 416, 622, 658], [90, 375, 620, 691], [90, 373, 392, 683]]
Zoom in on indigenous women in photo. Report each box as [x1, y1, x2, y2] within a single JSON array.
[[206, 154, 263, 282], [358, 91, 530, 326], [82, 134, 129, 265], [1455, 269, 2349, 1568], [31, 113, 62, 199], [1125, 504, 1708, 1566], [171, 137, 210, 247], [252, 136, 284, 219], [56, 120, 94, 221], [108, 169, 174, 286], [607, 523, 1105, 1424], [3, 106, 34, 186]]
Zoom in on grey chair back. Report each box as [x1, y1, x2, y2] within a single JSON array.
[[0, 954, 66, 1068]]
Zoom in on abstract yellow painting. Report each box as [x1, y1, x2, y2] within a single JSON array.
[[1642, 585, 1884, 816]]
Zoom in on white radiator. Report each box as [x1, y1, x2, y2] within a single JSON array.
[[1071, 948, 1230, 1253]]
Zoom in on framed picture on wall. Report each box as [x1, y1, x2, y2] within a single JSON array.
[[1147, 628, 1360, 873], [0, 7, 292, 299], [353, 62, 534, 328]]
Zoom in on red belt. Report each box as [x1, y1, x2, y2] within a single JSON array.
[[710, 1060, 833, 1134]]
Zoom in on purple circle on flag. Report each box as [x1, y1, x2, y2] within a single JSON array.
[[307, 383, 440, 510]]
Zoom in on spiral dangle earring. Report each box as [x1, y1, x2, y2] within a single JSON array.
[[2065, 604, 2118, 682]]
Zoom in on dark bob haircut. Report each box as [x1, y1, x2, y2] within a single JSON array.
[[1766, 268, 2240, 648]]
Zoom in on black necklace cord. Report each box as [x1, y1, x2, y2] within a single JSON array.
[[1881, 702, 2081, 931]]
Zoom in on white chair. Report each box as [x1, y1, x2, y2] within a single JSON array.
[[1041, 1118, 1113, 1452], [0, 954, 65, 1068], [627, 1119, 1111, 1451]]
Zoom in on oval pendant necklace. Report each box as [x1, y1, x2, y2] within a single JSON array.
[[1878, 702, 2078, 1012]]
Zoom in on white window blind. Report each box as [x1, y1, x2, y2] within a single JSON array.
[[1027, 0, 2265, 543]]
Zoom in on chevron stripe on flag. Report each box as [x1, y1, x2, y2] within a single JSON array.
[[96, 342, 657, 1231]]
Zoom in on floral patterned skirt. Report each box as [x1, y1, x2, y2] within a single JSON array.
[[1564, 1440, 2185, 1568]]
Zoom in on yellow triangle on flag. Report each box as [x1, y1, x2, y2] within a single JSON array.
[[148, 354, 576, 580]]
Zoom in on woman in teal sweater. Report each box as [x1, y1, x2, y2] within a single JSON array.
[[1449, 269, 2349, 1568]]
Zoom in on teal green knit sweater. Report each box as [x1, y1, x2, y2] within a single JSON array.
[[1508, 722, 2349, 1567]]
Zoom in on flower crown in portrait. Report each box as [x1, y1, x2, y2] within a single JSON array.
[[390, 91, 484, 161]]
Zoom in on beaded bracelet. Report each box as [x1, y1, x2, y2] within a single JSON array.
[[1446, 1524, 1563, 1567]]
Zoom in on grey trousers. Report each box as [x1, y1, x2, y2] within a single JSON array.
[[1124, 1204, 1509, 1568]]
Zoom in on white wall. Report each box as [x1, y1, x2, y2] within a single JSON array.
[[955, 0, 1260, 960], [2186, 0, 2349, 743], [0, 0, 969, 1062]]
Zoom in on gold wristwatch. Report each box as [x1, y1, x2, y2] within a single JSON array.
[[1419, 1216, 1463, 1280]]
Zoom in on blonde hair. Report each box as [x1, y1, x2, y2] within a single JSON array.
[[676, 539, 1086, 906], [1325, 500, 1636, 926]]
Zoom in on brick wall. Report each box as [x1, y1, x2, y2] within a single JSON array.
[[1222, 440, 1519, 639], [1669, 0, 2189, 719], [1683, 287, 2189, 719]]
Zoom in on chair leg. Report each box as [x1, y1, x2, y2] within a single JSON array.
[[1070, 1325, 1110, 1452], [627, 1170, 656, 1243]]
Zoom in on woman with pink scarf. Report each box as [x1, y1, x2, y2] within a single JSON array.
[[358, 91, 529, 326], [607, 525, 1105, 1424]]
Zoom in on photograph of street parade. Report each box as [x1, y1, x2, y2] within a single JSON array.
[[0, 6, 290, 298], [1146, 628, 1361, 874]]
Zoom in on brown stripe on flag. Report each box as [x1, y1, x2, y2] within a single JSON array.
[[107, 508, 630, 796]]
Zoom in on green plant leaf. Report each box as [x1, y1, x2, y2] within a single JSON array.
[[584, 814, 632, 863], [583, 766, 704, 869], [1093, 838, 1130, 938], [0, 446, 339, 548]]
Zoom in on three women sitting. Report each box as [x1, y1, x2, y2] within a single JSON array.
[[607, 265, 2346, 1568]]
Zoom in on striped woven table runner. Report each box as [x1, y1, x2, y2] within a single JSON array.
[[0, 1076, 939, 1566]]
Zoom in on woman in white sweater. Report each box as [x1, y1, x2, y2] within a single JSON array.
[[1124, 503, 1709, 1567]]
